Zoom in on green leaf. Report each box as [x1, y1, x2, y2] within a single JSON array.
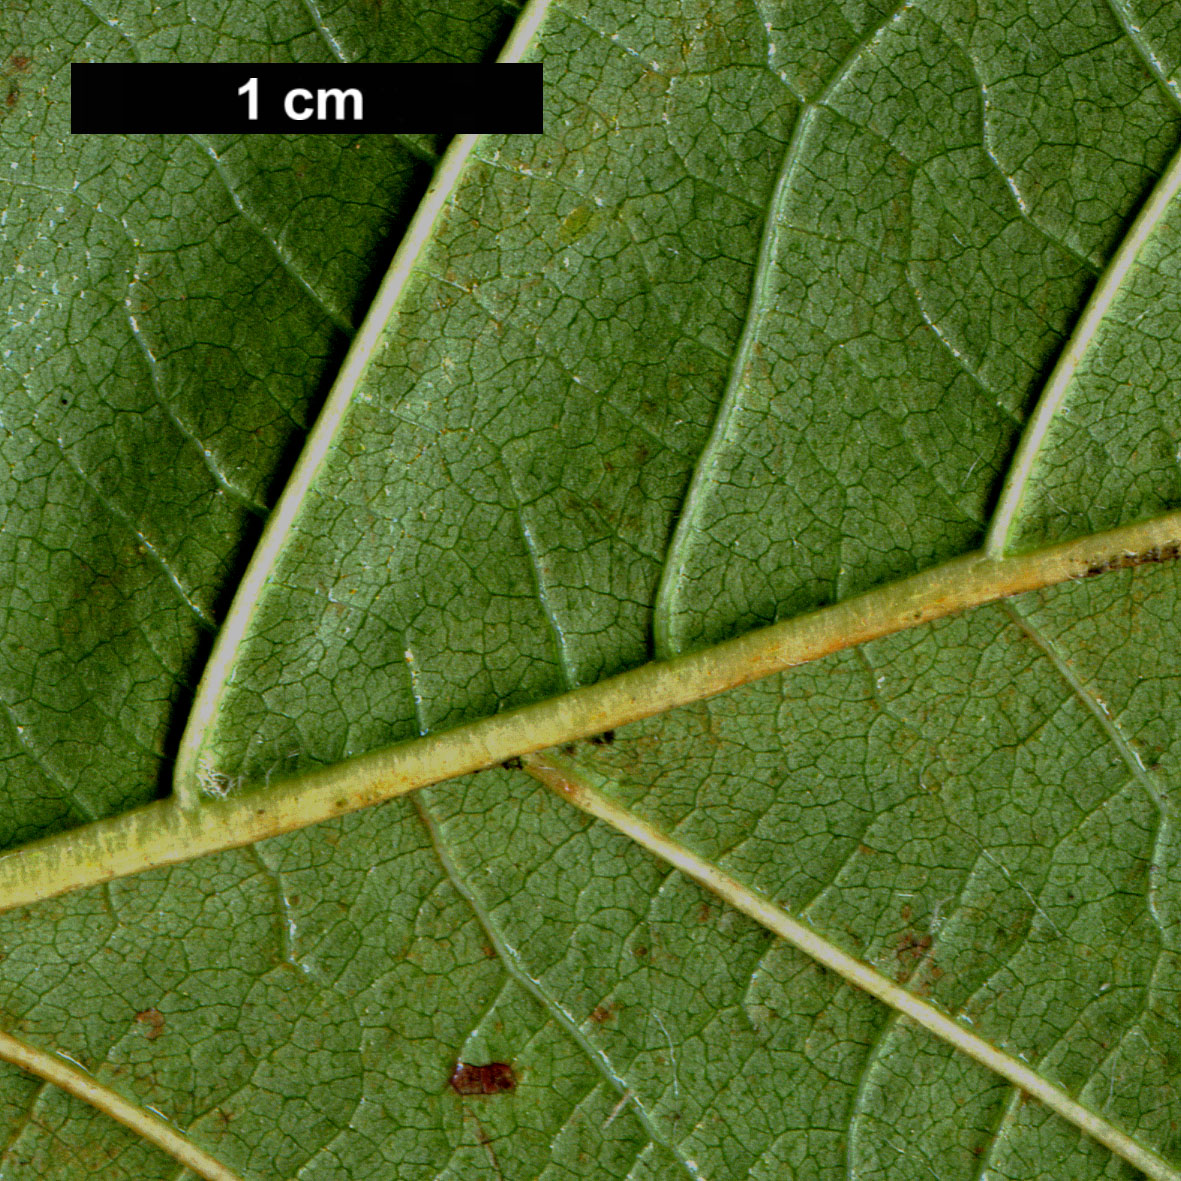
[[3, 0, 1181, 1178]]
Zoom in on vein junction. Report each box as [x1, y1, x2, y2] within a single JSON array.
[[521, 751, 1181, 1181], [0, 512, 1179, 913]]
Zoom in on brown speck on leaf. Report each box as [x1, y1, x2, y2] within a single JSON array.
[[696, 902, 712, 923], [449, 1061, 516, 1095], [589, 729, 615, 745], [8, 55, 30, 72], [633, 945, 648, 959], [894, 930, 932, 977], [135, 1008, 165, 1041], [589, 1003, 617, 1024], [462, 1109, 504, 1177], [900, 904, 912, 922], [501, 756, 523, 770], [1085, 541, 1181, 578]]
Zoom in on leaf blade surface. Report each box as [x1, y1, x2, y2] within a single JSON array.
[[2, 0, 1181, 1177]]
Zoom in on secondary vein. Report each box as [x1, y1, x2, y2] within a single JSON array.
[[413, 794, 701, 1178], [521, 750, 1181, 1181], [169, 0, 559, 808], [653, 103, 810, 658], [985, 139, 1181, 557], [0, 1030, 243, 1181], [0, 509, 1177, 917]]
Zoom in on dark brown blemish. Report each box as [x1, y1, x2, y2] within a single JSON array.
[[8, 55, 30, 73], [589, 1003, 617, 1025], [449, 1061, 516, 1096], [589, 729, 615, 746], [1085, 541, 1181, 579], [500, 756, 523, 770], [894, 930, 932, 980], [135, 1008, 165, 1041]]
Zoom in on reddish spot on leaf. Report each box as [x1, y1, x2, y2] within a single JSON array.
[[449, 1061, 516, 1096], [894, 930, 933, 980], [589, 1003, 617, 1024], [8, 55, 30, 72], [135, 1008, 165, 1041]]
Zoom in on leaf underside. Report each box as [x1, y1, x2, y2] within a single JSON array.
[[1, 0, 1181, 1179]]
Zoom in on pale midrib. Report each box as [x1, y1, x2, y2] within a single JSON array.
[[985, 138, 1181, 557], [169, 0, 557, 808], [0, 1030, 242, 1181], [520, 751, 1181, 1181], [0, 511, 1179, 917]]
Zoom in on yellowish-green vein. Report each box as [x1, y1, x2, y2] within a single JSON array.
[[986, 140, 1181, 557], [521, 750, 1181, 1181], [0, 511, 1179, 917], [0, 1030, 242, 1181], [171, 0, 557, 807]]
